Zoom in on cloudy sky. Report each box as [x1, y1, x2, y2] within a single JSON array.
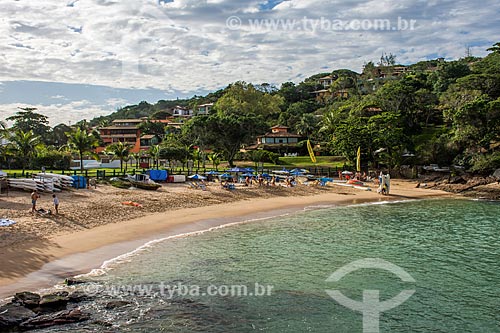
[[1, 0, 499, 125]]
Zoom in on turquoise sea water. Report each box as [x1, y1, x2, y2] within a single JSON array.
[[41, 199, 499, 332]]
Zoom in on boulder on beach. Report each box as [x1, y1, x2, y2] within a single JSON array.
[[0, 303, 37, 330], [13, 291, 41, 309]]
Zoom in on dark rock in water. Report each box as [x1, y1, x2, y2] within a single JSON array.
[[92, 319, 114, 327], [0, 303, 37, 330], [19, 308, 90, 330], [13, 291, 41, 309], [64, 278, 87, 286], [68, 290, 90, 303], [38, 291, 70, 312], [105, 300, 131, 309]]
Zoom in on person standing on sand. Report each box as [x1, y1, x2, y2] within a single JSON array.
[[52, 194, 59, 215], [30, 190, 40, 214]]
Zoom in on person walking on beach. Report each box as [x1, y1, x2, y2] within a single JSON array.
[[52, 194, 59, 215], [30, 190, 40, 214]]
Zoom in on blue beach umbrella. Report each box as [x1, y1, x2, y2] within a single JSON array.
[[241, 173, 255, 177], [226, 166, 248, 172], [205, 170, 220, 175], [188, 174, 207, 180], [220, 173, 232, 179]]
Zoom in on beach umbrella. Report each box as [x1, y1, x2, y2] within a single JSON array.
[[290, 170, 304, 176], [241, 173, 255, 177], [342, 171, 353, 175], [245, 167, 255, 172], [226, 167, 248, 172], [206, 170, 220, 175], [188, 174, 207, 180], [220, 173, 232, 179]]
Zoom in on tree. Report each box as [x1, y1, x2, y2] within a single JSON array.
[[487, 42, 500, 54], [206, 114, 266, 167], [148, 145, 161, 169], [6, 108, 51, 141], [106, 142, 132, 173], [430, 60, 471, 94], [66, 128, 98, 172], [138, 120, 166, 137], [378, 53, 397, 66], [207, 152, 222, 170], [47, 123, 72, 146], [215, 81, 284, 118], [294, 113, 319, 139], [8, 130, 41, 175]]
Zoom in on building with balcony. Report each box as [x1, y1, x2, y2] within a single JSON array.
[[99, 119, 143, 153], [196, 103, 213, 115]]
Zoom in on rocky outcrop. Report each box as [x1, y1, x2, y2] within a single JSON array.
[[19, 308, 90, 330], [431, 175, 500, 200], [0, 290, 90, 331], [12, 292, 41, 309], [0, 303, 37, 330]]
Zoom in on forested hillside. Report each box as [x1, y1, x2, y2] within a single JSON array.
[[87, 43, 500, 173]]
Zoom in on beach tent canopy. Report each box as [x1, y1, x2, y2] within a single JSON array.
[[148, 169, 168, 181], [241, 173, 255, 177], [226, 167, 248, 172], [342, 171, 354, 175], [188, 174, 207, 180], [291, 168, 309, 174]]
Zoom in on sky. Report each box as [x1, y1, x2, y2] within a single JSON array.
[[1, 0, 499, 126]]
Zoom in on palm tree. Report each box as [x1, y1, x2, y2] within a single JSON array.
[[106, 142, 132, 173], [131, 152, 141, 169], [295, 114, 318, 139], [148, 145, 161, 169], [66, 127, 98, 172], [8, 130, 40, 175], [208, 152, 222, 171]]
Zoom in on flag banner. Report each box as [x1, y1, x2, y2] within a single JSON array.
[[356, 146, 361, 172], [307, 139, 317, 163]]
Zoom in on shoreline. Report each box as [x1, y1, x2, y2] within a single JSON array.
[[0, 183, 452, 299]]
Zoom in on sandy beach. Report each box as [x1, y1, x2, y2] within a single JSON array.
[[0, 180, 451, 298]]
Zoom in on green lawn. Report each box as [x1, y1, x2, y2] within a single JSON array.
[[1, 156, 349, 176], [236, 156, 348, 169]]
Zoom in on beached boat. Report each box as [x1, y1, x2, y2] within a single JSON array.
[[127, 174, 161, 190]]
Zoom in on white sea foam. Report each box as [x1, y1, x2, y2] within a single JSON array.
[[76, 212, 293, 278]]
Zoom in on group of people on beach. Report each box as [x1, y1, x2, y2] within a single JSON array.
[[30, 190, 59, 216]]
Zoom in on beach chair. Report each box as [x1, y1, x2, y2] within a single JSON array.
[[188, 182, 199, 189]]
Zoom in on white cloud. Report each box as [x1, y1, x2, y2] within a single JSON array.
[[0, 0, 498, 95], [0, 101, 111, 126]]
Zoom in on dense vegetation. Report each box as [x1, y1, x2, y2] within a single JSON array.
[[1, 43, 500, 175]]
